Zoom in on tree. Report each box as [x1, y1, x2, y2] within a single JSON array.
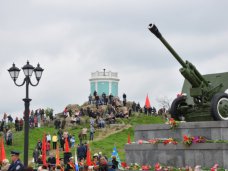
[[45, 107, 54, 120], [156, 96, 172, 110]]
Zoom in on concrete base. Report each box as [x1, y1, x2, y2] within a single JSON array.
[[125, 121, 228, 168], [125, 143, 228, 168], [135, 121, 228, 141]]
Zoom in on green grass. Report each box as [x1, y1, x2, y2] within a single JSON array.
[[5, 127, 57, 160], [90, 115, 164, 160], [4, 113, 164, 162]]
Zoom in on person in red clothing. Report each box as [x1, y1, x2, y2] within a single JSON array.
[[98, 157, 108, 171], [19, 118, 23, 131], [46, 141, 51, 156], [34, 115, 38, 127], [92, 154, 99, 171], [79, 158, 85, 171], [65, 157, 75, 171]]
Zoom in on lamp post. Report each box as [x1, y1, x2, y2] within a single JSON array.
[[8, 61, 43, 167]]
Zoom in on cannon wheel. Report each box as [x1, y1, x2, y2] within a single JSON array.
[[169, 96, 186, 120], [211, 92, 228, 121]]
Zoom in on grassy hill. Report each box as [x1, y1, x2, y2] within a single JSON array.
[[4, 113, 164, 163], [90, 115, 164, 160]]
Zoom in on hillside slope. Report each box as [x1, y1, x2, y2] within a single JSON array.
[[4, 114, 164, 164]]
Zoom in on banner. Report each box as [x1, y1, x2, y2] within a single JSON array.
[[111, 146, 123, 170]]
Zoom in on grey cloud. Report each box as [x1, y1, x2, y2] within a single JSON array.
[[1, 0, 228, 117]]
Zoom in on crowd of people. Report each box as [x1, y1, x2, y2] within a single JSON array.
[[0, 91, 168, 171], [0, 108, 50, 147], [0, 148, 119, 171], [0, 125, 119, 171]]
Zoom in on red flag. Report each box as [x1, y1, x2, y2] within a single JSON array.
[[65, 138, 70, 152], [56, 144, 60, 165], [145, 94, 151, 109], [0, 138, 6, 162], [42, 134, 47, 165], [127, 134, 131, 144], [86, 144, 92, 166]]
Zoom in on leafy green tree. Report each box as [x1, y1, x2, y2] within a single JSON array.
[[45, 107, 54, 120]]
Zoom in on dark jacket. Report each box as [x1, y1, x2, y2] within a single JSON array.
[[7, 159, 24, 171]]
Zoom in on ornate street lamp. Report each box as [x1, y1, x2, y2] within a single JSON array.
[[8, 61, 44, 167]]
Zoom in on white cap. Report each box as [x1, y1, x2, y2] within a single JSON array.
[[93, 153, 98, 157], [88, 166, 94, 170]]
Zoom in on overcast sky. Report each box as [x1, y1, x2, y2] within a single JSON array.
[[1, 0, 228, 119]]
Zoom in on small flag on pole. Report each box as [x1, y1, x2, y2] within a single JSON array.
[[86, 144, 92, 166], [0, 137, 6, 162], [42, 134, 47, 165], [145, 94, 151, 109], [127, 134, 131, 144], [56, 144, 60, 165], [75, 149, 79, 171], [65, 138, 70, 152], [111, 146, 123, 170]]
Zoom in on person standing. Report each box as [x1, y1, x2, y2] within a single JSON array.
[[46, 132, 51, 143], [123, 93, 127, 106], [60, 135, 65, 151], [19, 119, 23, 131], [14, 117, 19, 132], [65, 157, 75, 171], [98, 157, 108, 171], [52, 133, 58, 150], [6, 129, 13, 145], [32, 148, 40, 164], [88, 94, 92, 104], [82, 128, 87, 141], [111, 156, 118, 170], [46, 141, 51, 156], [78, 131, 83, 145], [90, 125, 95, 141], [7, 151, 24, 171], [36, 140, 42, 154], [47, 153, 56, 170], [70, 135, 75, 148]]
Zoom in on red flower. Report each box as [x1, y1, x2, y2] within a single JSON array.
[[211, 164, 219, 171], [141, 165, 151, 170], [169, 118, 175, 122], [138, 140, 143, 144], [155, 162, 162, 171], [163, 139, 170, 145], [121, 162, 127, 168], [183, 135, 194, 146], [183, 135, 189, 141], [172, 141, 178, 145], [148, 139, 158, 144]]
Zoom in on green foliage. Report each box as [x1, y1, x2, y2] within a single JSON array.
[[45, 107, 54, 118]]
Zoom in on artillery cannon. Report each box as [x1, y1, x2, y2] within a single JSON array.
[[148, 23, 228, 121]]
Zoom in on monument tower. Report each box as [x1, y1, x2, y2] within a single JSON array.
[[89, 69, 119, 96]]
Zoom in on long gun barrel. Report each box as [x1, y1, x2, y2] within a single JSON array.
[[148, 24, 187, 68], [148, 23, 209, 88]]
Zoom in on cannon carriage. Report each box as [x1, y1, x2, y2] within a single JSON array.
[[148, 24, 228, 121]]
